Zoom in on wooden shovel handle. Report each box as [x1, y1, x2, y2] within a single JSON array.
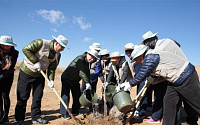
[[40, 71, 83, 125]]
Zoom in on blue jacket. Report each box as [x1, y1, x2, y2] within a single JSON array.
[[129, 53, 194, 86]]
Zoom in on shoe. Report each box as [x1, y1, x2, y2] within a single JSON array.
[[0, 115, 9, 124], [146, 117, 162, 123], [32, 117, 48, 124], [61, 114, 71, 120], [133, 111, 145, 120], [16, 120, 24, 125]]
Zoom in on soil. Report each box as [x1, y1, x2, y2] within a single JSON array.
[[2, 63, 200, 125]]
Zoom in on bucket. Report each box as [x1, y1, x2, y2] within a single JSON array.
[[105, 84, 116, 102], [79, 89, 98, 107], [113, 90, 133, 113]]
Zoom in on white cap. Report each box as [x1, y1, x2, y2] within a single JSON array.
[[0, 35, 16, 46], [52, 35, 68, 48]]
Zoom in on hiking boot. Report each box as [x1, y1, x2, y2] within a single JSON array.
[[32, 117, 48, 124], [0, 115, 9, 124], [61, 114, 71, 120], [16, 120, 24, 125], [146, 117, 162, 123]]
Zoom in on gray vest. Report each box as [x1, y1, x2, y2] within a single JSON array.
[[24, 39, 59, 72], [147, 38, 189, 83]]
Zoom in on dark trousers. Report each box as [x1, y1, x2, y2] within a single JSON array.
[[163, 70, 200, 125], [0, 73, 14, 117], [137, 80, 152, 116], [151, 81, 167, 121], [15, 70, 45, 121], [176, 100, 198, 125], [60, 78, 81, 115]]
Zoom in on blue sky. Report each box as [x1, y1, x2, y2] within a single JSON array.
[[1, 0, 200, 67]]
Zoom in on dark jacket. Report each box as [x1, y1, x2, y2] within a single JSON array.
[[0, 46, 19, 78], [61, 53, 90, 86], [129, 53, 194, 86], [107, 56, 131, 85]]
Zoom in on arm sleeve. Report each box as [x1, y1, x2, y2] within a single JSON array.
[[22, 39, 43, 64], [1, 50, 19, 77], [47, 53, 61, 80], [119, 62, 131, 84], [129, 54, 160, 86], [91, 60, 102, 82], [106, 66, 114, 83], [77, 59, 90, 83]]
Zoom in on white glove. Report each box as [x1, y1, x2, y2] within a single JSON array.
[[33, 62, 41, 71], [144, 79, 148, 87], [48, 80, 54, 89], [115, 84, 121, 92], [104, 82, 109, 88], [86, 83, 91, 90], [120, 82, 132, 91]]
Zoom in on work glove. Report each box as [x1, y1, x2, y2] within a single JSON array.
[[115, 84, 121, 92], [33, 62, 41, 71], [86, 83, 91, 90], [120, 82, 132, 91], [48, 80, 54, 89], [104, 82, 109, 88]]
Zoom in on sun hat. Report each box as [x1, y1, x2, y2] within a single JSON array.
[[110, 51, 124, 61], [52, 35, 68, 48], [0, 35, 16, 46], [141, 31, 158, 44], [98, 49, 110, 56], [86, 49, 99, 59], [89, 42, 101, 50], [131, 45, 148, 63], [122, 43, 135, 50]]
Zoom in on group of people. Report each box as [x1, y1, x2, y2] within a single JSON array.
[[0, 31, 199, 125]]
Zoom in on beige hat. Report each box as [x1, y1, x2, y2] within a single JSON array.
[[110, 51, 124, 58], [52, 35, 68, 48], [98, 49, 110, 56], [89, 42, 101, 50], [131, 45, 148, 63], [86, 49, 99, 59], [0, 35, 16, 46], [141, 31, 158, 44], [110, 51, 124, 61], [122, 43, 135, 50]]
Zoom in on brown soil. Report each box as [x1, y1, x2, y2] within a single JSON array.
[[3, 63, 200, 125]]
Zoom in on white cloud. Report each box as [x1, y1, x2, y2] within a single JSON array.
[[73, 16, 91, 30], [50, 28, 58, 32], [36, 10, 66, 25], [84, 37, 93, 42]]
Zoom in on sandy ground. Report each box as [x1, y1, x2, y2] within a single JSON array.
[[2, 63, 200, 125]]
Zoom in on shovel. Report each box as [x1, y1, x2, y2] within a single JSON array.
[[40, 71, 83, 125], [123, 80, 150, 125], [103, 62, 107, 117]]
